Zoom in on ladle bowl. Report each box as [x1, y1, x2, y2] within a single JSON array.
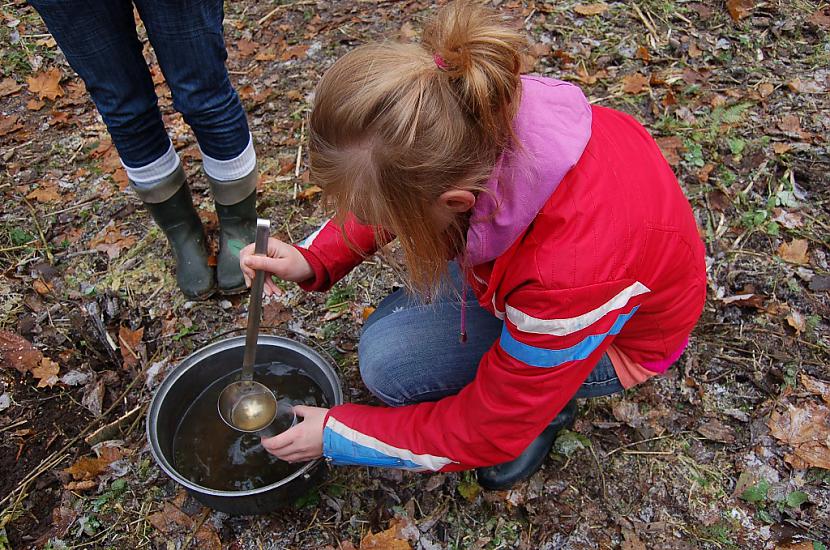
[[147, 335, 342, 515]]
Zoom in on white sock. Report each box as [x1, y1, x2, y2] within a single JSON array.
[[200, 133, 256, 181], [121, 140, 181, 185]]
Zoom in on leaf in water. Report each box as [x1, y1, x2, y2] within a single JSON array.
[[0, 331, 43, 374], [622, 73, 649, 94], [32, 357, 60, 387], [573, 3, 609, 16], [777, 239, 809, 265], [739, 479, 769, 503], [26, 68, 64, 100]]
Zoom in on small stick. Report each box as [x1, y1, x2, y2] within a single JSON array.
[[258, 0, 317, 25], [293, 118, 306, 199], [23, 198, 54, 264], [630, 2, 660, 44]]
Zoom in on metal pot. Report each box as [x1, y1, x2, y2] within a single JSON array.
[[147, 335, 343, 515]]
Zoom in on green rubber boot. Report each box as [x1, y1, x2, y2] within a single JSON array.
[[207, 169, 258, 295], [134, 165, 215, 300]]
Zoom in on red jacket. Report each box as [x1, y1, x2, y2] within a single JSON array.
[[295, 77, 706, 471]]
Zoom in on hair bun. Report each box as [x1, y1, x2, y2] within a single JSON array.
[[422, 0, 526, 143]]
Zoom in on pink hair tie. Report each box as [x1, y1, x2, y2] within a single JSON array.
[[433, 53, 449, 70]]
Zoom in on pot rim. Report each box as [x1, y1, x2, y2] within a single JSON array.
[[146, 335, 343, 498]]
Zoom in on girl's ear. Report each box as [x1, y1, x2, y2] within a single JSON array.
[[438, 189, 476, 213]]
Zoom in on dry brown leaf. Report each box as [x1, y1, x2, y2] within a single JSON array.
[[767, 401, 830, 470], [32, 357, 60, 388], [801, 374, 830, 405], [254, 47, 278, 61], [119, 325, 144, 370], [65, 447, 123, 480], [26, 98, 45, 111], [622, 73, 650, 94], [612, 400, 643, 428], [655, 136, 684, 166], [361, 306, 376, 321], [635, 46, 650, 63], [0, 331, 43, 374], [88, 221, 138, 259], [772, 143, 792, 155], [112, 167, 130, 190], [26, 184, 62, 203], [0, 77, 22, 97], [0, 114, 23, 137], [697, 163, 715, 183], [33, 279, 53, 295], [281, 44, 310, 61], [726, 0, 754, 21], [688, 41, 702, 58], [297, 184, 323, 200], [621, 528, 646, 550], [236, 38, 258, 57], [697, 418, 736, 444], [777, 239, 809, 265], [360, 525, 411, 550], [27, 68, 64, 101], [720, 293, 765, 309], [263, 302, 291, 325], [771, 209, 803, 229], [573, 3, 609, 16], [65, 480, 97, 491], [808, 8, 830, 28], [785, 309, 806, 334], [758, 82, 774, 98]]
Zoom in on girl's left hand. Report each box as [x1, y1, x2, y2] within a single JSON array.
[[260, 405, 328, 462]]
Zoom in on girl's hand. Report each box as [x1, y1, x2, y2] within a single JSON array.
[[260, 405, 327, 463], [239, 237, 314, 295]]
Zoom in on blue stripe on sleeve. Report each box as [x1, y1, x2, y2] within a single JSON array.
[[323, 427, 425, 470], [498, 306, 639, 368]]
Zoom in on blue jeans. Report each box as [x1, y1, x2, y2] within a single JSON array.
[[28, 0, 250, 167], [359, 266, 624, 408]]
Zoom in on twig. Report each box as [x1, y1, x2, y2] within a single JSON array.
[[588, 444, 608, 502], [630, 2, 660, 44], [0, 241, 38, 254], [181, 508, 210, 549], [258, 0, 317, 25], [23, 198, 54, 264], [604, 431, 688, 458], [293, 118, 306, 200]]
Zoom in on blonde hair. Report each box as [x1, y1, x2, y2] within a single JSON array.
[[308, 0, 526, 296]]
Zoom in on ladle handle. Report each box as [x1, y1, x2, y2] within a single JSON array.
[[241, 219, 271, 380]]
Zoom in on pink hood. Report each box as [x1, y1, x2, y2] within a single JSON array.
[[465, 76, 593, 266]]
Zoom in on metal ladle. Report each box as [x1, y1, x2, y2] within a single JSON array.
[[217, 218, 280, 435]]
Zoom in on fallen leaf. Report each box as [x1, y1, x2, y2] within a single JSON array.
[[0, 77, 22, 97], [297, 184, 323, 200], [33, 279, 53, 295], [112, 167, 130, 190], [360, 525, 412, 550], [32, 357, 60, 388], [778, 115, 807, 139], [27, 68, 64, 101], [787, 78, 825, 94], [361, 306, 376, 321], [621, 528, 647, 550], [0, 114, 23, 136], [26, 184, 62, 203], [767, 401, 830, 470], [65, 446, 124, 480], [707, 189, 730, 211], [622, 73, 650, 94], [655, 136, 685, 166], [785, 309, 806, 334], [697, 418, 736, 444], [263, 301, 291, 325], [771, 209, 803, 229], [808, 8, 830, 28], [26, 98, 45, 111], [777, 239, 809, 265], [254, 47, 278, 61], [726, 0, 754, 21], [612, 400, 643, 428], [697, 163, 715, 183], [801, 374, 830, 405], [82, 379, 105, 415], [237, 38, 258, 57], [573, 3, 609, 16], [758, 82, 774, 98], [635, 46, 650, 62], [772, 143, 792, 155], [720, 293, 765, 309], [88, 221, 138, 259], [281, 44, 310, 61], [0, 331, 43, 374], [118, 325, 144, 370], [65, 480, 97, 491], [688, 40, 702, 58]]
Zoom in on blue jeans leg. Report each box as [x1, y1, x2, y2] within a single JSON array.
[[28, 0, 169, 167], [135, 0, 250, 160], [359, 265, 624, 407]]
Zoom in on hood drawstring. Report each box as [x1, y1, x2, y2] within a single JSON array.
[[460, 276, 468, 344]]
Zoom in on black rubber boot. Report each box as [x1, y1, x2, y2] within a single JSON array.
[[214, 190, 257, 294], [140, 169, 215, 300], [476, 399, 578, 491]]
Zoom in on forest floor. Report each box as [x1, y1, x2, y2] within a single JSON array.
[[1, 0, 829, 548]]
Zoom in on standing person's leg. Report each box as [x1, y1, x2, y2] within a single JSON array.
[[27, 0, 215, 300], [136, 0, 257, 295]]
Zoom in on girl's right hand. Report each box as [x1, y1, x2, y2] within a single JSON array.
[[239, 237, 314, 295]]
